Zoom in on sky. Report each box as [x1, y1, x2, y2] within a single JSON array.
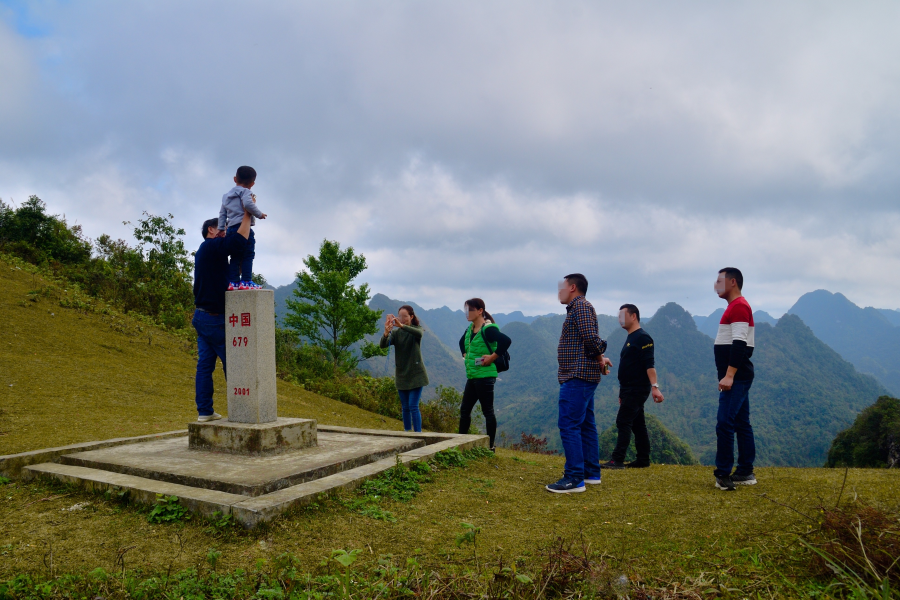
[[2, 1, 900, 318]]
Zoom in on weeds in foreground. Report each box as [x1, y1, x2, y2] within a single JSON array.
[[146, 494, 191, 524], [801, 500, 900, 597], [0, 537, 690, 599]]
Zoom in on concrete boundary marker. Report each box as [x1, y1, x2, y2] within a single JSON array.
[[0, 430, 188, 479]]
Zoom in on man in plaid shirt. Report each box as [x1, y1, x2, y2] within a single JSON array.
[[546, 273, 611, 493]]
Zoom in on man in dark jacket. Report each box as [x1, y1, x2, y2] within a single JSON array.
[[602, 304, 664, 469], [192, 206, 252, 422]]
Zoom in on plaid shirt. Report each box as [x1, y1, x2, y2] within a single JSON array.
[[557, 295, 608, 384]]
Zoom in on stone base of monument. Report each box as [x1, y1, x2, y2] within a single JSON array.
[[188, 417, 317, 455], [3, 426, 488, 528]]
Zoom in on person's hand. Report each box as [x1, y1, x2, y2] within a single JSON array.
[[392, 317, 402, 328], [598, 355, 612, 375], [216, 229, 226, 238], [651, 387, 664, 403], [718, 375, 733, 392], [480, 354, 496, 366], [259, 213, 267, 219]]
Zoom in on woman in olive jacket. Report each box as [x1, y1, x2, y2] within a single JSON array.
[[458, 298, 512, 451], [380, 305, 429, 432]]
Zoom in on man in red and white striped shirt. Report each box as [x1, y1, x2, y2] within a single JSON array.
[[712, 267, 757, 491]]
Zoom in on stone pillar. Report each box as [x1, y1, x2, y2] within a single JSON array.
[[188, 289, 318, 455], [225, 289, 277, 424]]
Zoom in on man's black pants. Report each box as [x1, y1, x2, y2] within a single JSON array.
[[611, 385, 652, 464]]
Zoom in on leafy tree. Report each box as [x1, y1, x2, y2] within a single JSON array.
[[284, 239, 386, 369], [826, 396, 900, 468], [0, 195, 91, 265]]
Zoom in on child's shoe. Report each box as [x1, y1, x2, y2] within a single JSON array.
[[227, 282, 236, 291], [238, 281, 251, 290]]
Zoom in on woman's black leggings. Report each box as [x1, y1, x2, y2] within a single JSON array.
[[459, 377, 497, 447]]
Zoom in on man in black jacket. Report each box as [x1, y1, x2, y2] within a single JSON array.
[[192, 206, 252, 422], [602, 304, 664, 469]]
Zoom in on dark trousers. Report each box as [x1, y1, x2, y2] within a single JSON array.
[[459, 377, 497, 447], [558, 378, 601, 483], [611, 386, 652, 464], [714, 379, 756, 478], [192, 309, 227, 416], [226, 225, 255, 282]]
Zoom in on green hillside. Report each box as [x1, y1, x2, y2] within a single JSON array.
[[827, 395, 900, 468], [598, 413, 699, 465], [494, 303, 887, 467], [0, 257, 403, 455], [788, 290, 900, 395], [4, 261, 900, 598]]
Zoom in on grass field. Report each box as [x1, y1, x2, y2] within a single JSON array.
[[1, 256, 899, 598]]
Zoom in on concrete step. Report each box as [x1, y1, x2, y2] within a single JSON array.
[[24, 462, 243, 518]]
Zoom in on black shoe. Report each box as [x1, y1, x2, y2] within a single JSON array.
[[601, 460, 625, 470], [715, 476, 736, 491], [731, 472, 757, 485], [624, 461, 650, 469]]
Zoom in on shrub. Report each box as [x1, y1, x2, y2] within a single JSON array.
[[827, 395, 900, 468]]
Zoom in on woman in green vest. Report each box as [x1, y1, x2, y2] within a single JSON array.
[[458, 298, 512, 451], [380, 305, 429, 432]]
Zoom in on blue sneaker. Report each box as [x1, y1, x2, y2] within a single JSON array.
[[585, 477, 602, 485], [545, 478, 585, 494]]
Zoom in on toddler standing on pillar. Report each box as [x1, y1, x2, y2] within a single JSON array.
[[219, 165, 267, 290]]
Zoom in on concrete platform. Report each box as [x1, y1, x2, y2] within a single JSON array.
[[57, 431, 424, 496], [18, 426, 490, 527], [188, 417, 317, 455]]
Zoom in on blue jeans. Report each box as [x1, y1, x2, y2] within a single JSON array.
[[558, 378, 601, 483], [714, 379, 756, 478], [226, 225, 255, 282], [192, 309, 227, 416], [398, 387, 423, 432]]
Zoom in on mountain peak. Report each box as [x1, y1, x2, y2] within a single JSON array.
[[648, 302, 698, 332]]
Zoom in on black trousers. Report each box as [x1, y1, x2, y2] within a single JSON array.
[[611, 386, 652, 464], [459, 377, 497, 447]]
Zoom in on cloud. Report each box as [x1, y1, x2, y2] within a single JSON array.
[[2, 1, 900, 317]]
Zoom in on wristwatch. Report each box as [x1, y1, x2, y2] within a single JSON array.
[[651, 383, 659, 388]]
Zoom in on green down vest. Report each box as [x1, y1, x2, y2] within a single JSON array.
[[464, 323, 500, 379]]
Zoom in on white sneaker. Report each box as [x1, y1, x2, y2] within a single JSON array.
[[197, 412, 223, 422]]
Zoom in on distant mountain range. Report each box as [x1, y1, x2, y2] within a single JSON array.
[[271, 279, 894, 466], [692, 290, 900, 396]]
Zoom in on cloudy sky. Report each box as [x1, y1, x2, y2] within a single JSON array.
[[2, 1, 899, 318]]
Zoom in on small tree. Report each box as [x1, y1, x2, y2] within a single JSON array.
[[284, 239, 386, 370]]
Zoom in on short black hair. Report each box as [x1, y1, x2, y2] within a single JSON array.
[[235, 165, 257, 185], [718, 267, 744, 290], [201, 218, 218, 240], [620, 303, 640, 321], [564, 273, 588, 294]]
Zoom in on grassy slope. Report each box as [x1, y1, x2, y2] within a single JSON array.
[[0, 258, 402, 455], [2, 257, 900, 595]]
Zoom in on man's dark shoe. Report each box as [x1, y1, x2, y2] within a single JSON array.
[[601, 460, 625, 470], [624, 461, 650, 469], [731, 472, 757, 485], [715, 476, 736, 491], [545, 478, 586, 494]]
